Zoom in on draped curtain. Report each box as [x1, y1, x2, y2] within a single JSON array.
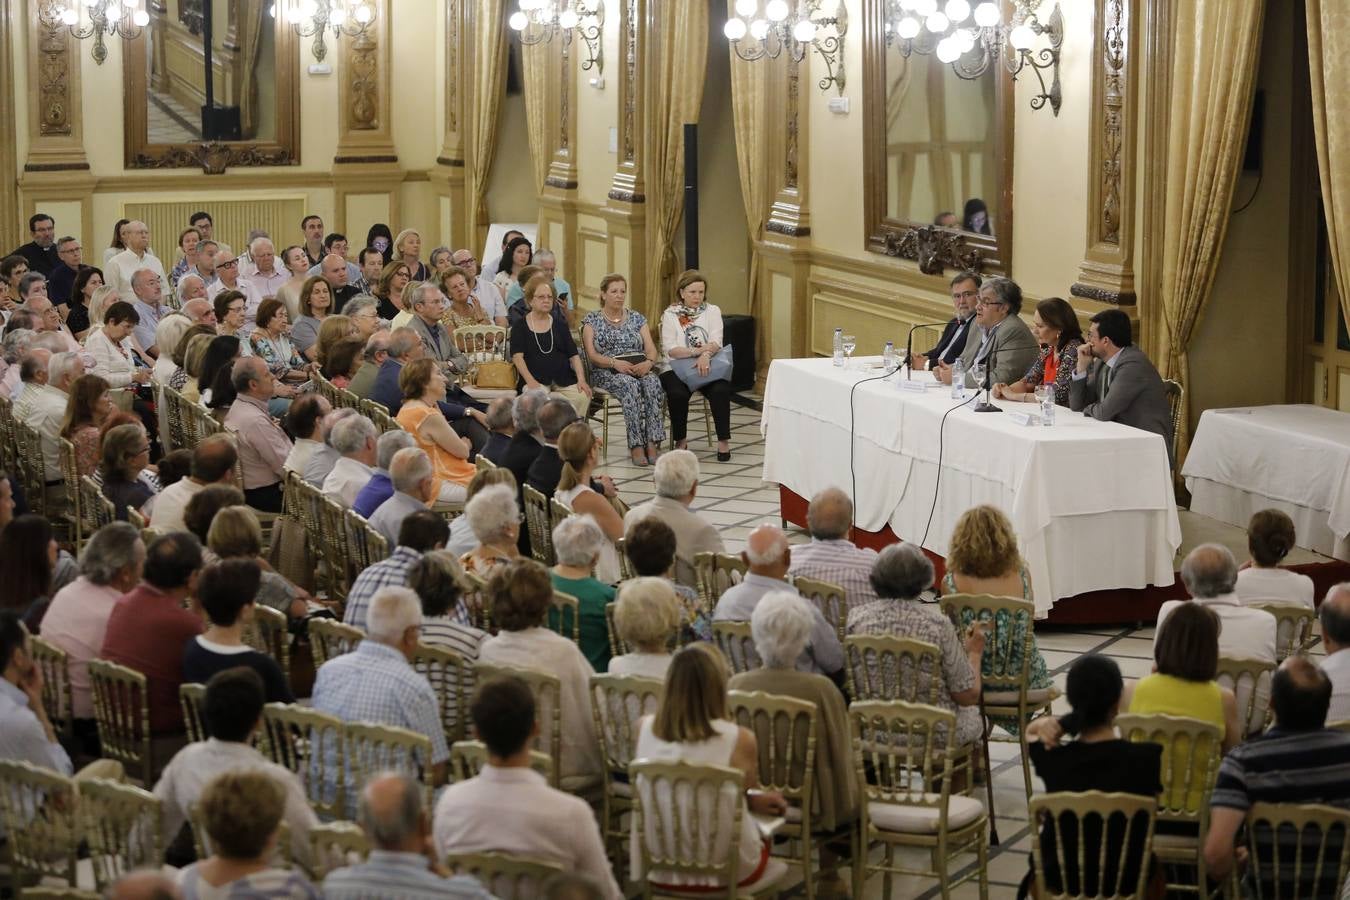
[[238, 0, 266, 137], [727, 2, 770, 379], [644, 0, 708, 320], [1307, 0, 1350, 328], [466, 0, 510, 255], [521, 41, 553, 197], [1147, 0, 1265, 466]]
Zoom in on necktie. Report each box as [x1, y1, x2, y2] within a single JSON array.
[[1101, 364, 1113, 399]]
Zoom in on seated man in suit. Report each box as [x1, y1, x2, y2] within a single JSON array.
[[934, 276, 1039, 391], [910, 271, 981, 372], [526, 397, 614, 501], [1069, 308, 1174, 465]]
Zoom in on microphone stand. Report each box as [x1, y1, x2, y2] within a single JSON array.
[[903, 321, 956, 381], [973, 337, 1046, 413]]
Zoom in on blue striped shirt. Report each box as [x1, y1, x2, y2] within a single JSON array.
[[323, 850, 493, 899]]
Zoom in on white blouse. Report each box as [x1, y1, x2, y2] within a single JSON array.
[[660, 303, 725, 360], [84, 328, 138, 388]]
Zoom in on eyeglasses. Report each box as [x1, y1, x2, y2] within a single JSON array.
[[217, 260, 238, 269], [975, 298, 1006, 308]]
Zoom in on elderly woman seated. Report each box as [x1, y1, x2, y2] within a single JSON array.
[[550, 515, 615, 673], [608, 578, 683, 680], [478, 558, 604, 793], [459, 483, 522, 577], [408, 549, 490, 661], [730, 591, 858, 894], [848, 542, 986, 748], [207, 505, 308, 621], [445, 467, 518, 556], [622, 516, 711, 643]]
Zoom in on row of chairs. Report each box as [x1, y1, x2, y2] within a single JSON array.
[[282, 471, 389, 603]]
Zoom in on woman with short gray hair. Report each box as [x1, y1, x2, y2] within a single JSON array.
[[550, 514, 615, 672], [609, 578, 682, 679], [460, 483, 521, 577]]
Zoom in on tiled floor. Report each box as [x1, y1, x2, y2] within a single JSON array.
[[147, 89, 201, 144], [589, 396, 1329, 899]]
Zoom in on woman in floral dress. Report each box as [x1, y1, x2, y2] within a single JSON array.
[[581, 274, 666, 466]]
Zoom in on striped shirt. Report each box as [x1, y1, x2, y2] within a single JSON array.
[[178, 864, 319, 899], [421, 616, 487, 661], [324, 850, 493, 900], [344, 547, 423, 630], [789, 538, 881, 611]]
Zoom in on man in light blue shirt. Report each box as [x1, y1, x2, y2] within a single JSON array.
[[0, 610, 72, 839], [369, 448, 434, 549], [129, 268, 168, 358]]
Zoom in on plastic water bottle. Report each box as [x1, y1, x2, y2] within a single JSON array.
[[1041, 394, 1055, 426], [832, 328, 844, 367], [882, 341, 896, 374], [951, 359, 966, 399]]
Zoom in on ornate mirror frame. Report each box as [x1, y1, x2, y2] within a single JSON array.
[[122, 4, 300, 172], [861, 0, 1015, 275]]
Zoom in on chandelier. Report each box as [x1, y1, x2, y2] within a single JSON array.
[[724, 0, 849, 95], [41, 0, 149, 65], [269, 0, 375, 63], [508, 0, 606, 74], [885, 0, 1063, 115]]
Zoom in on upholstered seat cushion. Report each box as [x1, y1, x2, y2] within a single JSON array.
[[651, 858, 789, 896], [982, 687, 1057, 707], [867, 794, 985, 834]]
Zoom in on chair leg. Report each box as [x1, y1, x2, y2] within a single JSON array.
[[1019, 713, 1037, 804], [981, 713, 999, 846], [801, 834, 814, 900], [977, 829, 990, 899], [702, 397, 714, 447], [936, 834, 951, 900], [852, 825, 865, 900], [882, 843, 893, 900]]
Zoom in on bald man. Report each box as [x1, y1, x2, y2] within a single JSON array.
[[712, 524, 843, 678], [106, 220, 165, 304], [788, 487, 882, 609], [150, 434, 238, 532], [176, 274, 209, 308], [321, 253, 360, 314], [1320, 583, 1350, 722], [180, 298, 216, 327]]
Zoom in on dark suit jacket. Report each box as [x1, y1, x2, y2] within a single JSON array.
[[526, 446, 564, 498], [1068, 345, 1174, 466], [370, 358, 476, 419], [503, 431, 544, 496], [481, 431, 512, 466], [331, 284, 360, 314], [923, 316, 974, 369], [13, 241, 57, 276]]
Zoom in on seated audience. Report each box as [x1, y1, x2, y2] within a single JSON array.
[[525, 397, 579, 498], [181, 559, 293, 702], [281, 393, 330, 476], [1322, 583, 1350, 723], [86, 300, 152, 390], [623, 449, 724, 589], [501, 388, 549, 497], [1235, 509, 1315, 608], [658, 270, 733, 459], [155, 668, 315, 867], [18, 349, 84, 485], [478, 559, 603, 791], [713, 524, 843, 679], [182, 483, 247, 547], [249, 298, 309, 383], [552, 422, 623, 584], [479, 397, 514, 464], [608, 578, 682, 679], [150, 434, 237, 532], [0, 514, 76, 631], [432, 677, 621, 899], [459, 483, 522, 577], [581, 273, 665, 464], [510, 274, 591, 417], [550, 514, 615, 672], [321, 334, 364, 388], [445, 466, 517, 557], [353, 428, 417, 519], [404, 282, 474, 379], [196, 333, 242, 409], [370, 447, 436, 548], [991, 297, 1085, 406], [410, 549, 487, 660], [632, 643, 788, 890], [223, 357, 293, 511], [150, 313, 191, 383], [100, 422, 156, 520], [326, 773, 491, 900], [396, 358, 474, 504], [1069, 307, 1175, 464], [166, 326, 215, 393], [206, 508, 307, 621], [288, 276, 332, 360], [61, 373, 112, 477], [302, 406, 356, 488], [347, 329, 391, 400], [175, 770, 319, 899], [344, 510, 449, 630], [320, 414, 379, 508], [622, 516, 709, 643], [787, 486, 880, 610]]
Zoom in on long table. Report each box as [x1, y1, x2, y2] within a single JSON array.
[[761, 357, 1182, 615], [1182, 405, 1350, 562]]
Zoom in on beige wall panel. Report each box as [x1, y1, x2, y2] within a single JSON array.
[[36, 201, 84, 244], [344, 195, 393, 239], [123, 198, 308, 261], [574, 1, 618, 207], [440, 196, 454, 250], [809, 282, 943, 359], [771, 271, 794, 361], [389, 0, 439, 170], [398, 183, 440, 241], [579, 226, 610, 302]]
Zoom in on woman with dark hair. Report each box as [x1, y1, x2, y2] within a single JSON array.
[[198, 334, 243, 411], [103, 218, 130, 265], [290, 276, 334, 360], [373, 261, 412, 321], [623, 516, 710, 642], [492, 235, 534, 295], [249, 298, 309, 382], [993, 297, 1085, 406], [320, 334, 364, 388], [962, 198, 991, 235], [62, 373, 113, 477], [0, 514, 76, 632], [274, 244, 311, 320], [365, 223, 394, 265], [660, 269, 732, 460], [582, 273, 665, 465], [67, 265, 103, 339], [1235, 509, 1315, 608], [168, 324, 215, 392], [213, 289, 253, 353]]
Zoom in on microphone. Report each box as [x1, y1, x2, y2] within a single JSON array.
[[971, 339, 1043, 413], [903, 320, 957, 381]]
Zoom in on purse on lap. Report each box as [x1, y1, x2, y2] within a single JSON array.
[[670, 345, 733, 390]]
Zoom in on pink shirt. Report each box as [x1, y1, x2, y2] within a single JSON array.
[[40, 577, 125, 718], [224, 393, 293, 489]]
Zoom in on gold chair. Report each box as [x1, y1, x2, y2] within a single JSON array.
[[711, 620, 761, 674], [850, 700, 989, 900], [445, 851, 565, 900], [29, 635, 75, 745], [1246, 601, 1316, 662], [308, 619, 364, 668], [162, 385, 190, 452], [449, 739, 554, 783], [318, 496, 353, 601], [1029, 791, 1158, 900], [462, 570, 492, 632], [362, 399, 402, 434], [0, 394, 14, 472], [616, 537, 635, 581], [345, 507, 389, 576], [126, 505, 148, 531], [0, 760, 80, 895], [728, 690, 822, 900], [77, 777, 164, 892], [590, 673, 664, 868], [451, 324, 515, 404], [57, 437, 82, 551], [474, 662, 563, 787], [694, 552, 748, 614], [244, 605, 292, 686], [307, 821, 370, 880], [89, 659, 153, 786], [80, 474, 115, 534], [547, 589, 581, 645], [843, 634, 943, 704], [260, 702, 346, 820], [1116, 713, 1223, 894], [1329, 719, 1350, 732], [548, 495, 572, 535], [1243, 801, 1350, 900], [1216, 655, 1275, 737], [792, 575, 848, 646], [344, 722, 434, 812], [522, 484, 556, 565], [412, 643, 474, 745], [1161, 379, 1183, 474], [604, 602, 628, 657], [475, 455, 497, 471], [13, 418, 48, 518], [179, 682, 208, 743]]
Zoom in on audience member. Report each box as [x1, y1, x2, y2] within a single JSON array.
[[348, 329, 392, 399], [459, 483, 522, 577], [0, 610, 77, 793], [100, 219, 128, 266], [195, 333, 241, 409], [106, 221, 166, 304], [353, 428, 416, 518], [321, 253, 361, 313], [150, 314, 193, 384], [100, 422, 156, 520], [526, 398, 613, 502], [445, 466, 517, 556], [607, 578, 681, 679], [61, 373, 113, 477], [410, 549, 487, 660], [372, 327, 486, 448], [1069, 307, 1175, 464], [245, 237, 287, 299], [345, 293, 382, 341], [321, 414, 379, 508], [405, 282, 472, 375], [290, 276, 333, 360], [128, 269, 169, 358], [501, 387, 549, 498], [223, 357, 293, 511], [67, 265, 103, 339], [281, 393, 331, 476], [550, 515, 615, 672], [249, 298, 309, 383], [344, 510, 449, 630], [374, 260, 412, 321], [0, 514, 76, 631], [86, 300, 152, 390], [369, 447, 435, 547], [182, 559, 293, 702], [992, 297, 1085, 406], [150, 434, 237, 532], [182, 484, 247, 547], [397, 358, 474, 504], [19, 349, 83, 486], [480, 230, 524, 283], [510, 274, 591, 417], [168, 227, 201, 289], [355, 246, 385, 295], [659, 270, 733, 459], [623, 449, 723, 589], [12, 213, 58, 275], [107, 870, 183, 900], [621, 517, 709, 643], [581, 273, 664, 463], [207, 506, 306, 620], [207, 246, 265, 334], [1235, 509, 1315, 608], [551, 423, 622, 583], [786, 486, 879, 609], [1318, 583, 1350, 723], [450, 247, 508, 323], [493, 234, 534, 296], [479, 397, 514, 464]]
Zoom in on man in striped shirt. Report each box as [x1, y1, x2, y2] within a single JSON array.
[[787, 487, 881, 611]]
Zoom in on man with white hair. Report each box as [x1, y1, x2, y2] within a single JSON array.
[[369, 448, 435, 547], [1320, 584, 1350, 722], [176, 274, 209, 309], [550, 515, 616, 672], [623, 449, 723, 589], [313, 586, 450, 803], [353, 429, 416, 519], [345, 510, 450, 630], [128, 269, 168, 358], [788, 487, 881, 611], [347, 329, 392, 401], [479, 397, 515, 465], [106, 221, 165, 304], [501, 388, 549, 492], [406, 282, 472, 375], [713, 524, 843, 678], [17, 350, 83, 484], [223, 357, 292, 511], [302, 405, 357, 487], [244, 236, 286, 298], [321, 414, 379, 508], [206, 244, 263, 333], [21, 282, 83, 355], [180, 297, 215, 326]]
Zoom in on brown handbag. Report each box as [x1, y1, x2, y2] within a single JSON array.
[[474, 360, 518, 390]]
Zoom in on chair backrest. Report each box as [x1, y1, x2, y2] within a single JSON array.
[[461, 570, 492, 632], [1161, 379, 1183, 468], [0, 759, 80, 889], [260, 702, 347, 819], [126, 505, 148, 530], [161, 385, 189, 452], [29, 635, 74, 743], [629, 759, 748, 895], [939, 592, 1036, 692], [849, 700, 963, 813], [1029, 791, 1158, 900], [522, 484, 556, 565], [451, 324, 509, 363], [1216, 655, 1276, 737], [474, 662, 563, 786], [1245, 601, 1316, 662], [13, 418, 47, 516], [694, 552, 747, 614], [615, 537, 635, 581], [58, 436, 81, 546], [727, 690, 817, 836], [244, 605, 292, 685], [0, 394, 14, 471], [843, 634, 943, 704], [345, 507, 389, 575], [77, 777, 164, 891], [445, 850, 564, 900], [319, 496, 353, 600], [449, 739, 555, 783], [590, 673, 664, 780], [1244, 801, 1350, 900], [80, 474, 115, 533], [792, 575, 848, 645], [548, 495, 571, 535], [604, 602, 628, 657], [412, 643, 474, 745], [89, 659, 153, 785], [475, 454, 497, 471], [547, 589, 581, 644], [309, 618, 364, 668], [362, 399, 402, 434], [1330, 720, 1350, 733], [344, 721, 434, 808], [711, 620, 760, 674], [1115, 713, 1222, 826], [307, 821, 371, 880], [179, 682, 208, 743]]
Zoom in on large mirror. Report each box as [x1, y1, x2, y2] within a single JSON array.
[[123, 1, 299, 171], [862, 0, 1013, 273]]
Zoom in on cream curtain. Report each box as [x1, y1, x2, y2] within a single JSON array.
[[644, 0, 708, 320], [238, 0, 266, 137], [1307, 0, 1350, 328], [727, 1, 770, 379], [521, 41, 553, 196], [1148, 0, 1265, 465], [466, 1, 510, 255]]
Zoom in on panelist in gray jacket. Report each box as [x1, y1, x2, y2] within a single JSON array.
[[1069, 308, 1174, 466], [935, 275, 1041, 391]]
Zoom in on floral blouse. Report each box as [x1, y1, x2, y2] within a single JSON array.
[[71, 425, 100, 478], [441, 297, 490, 332], [1022, 338, 1084, 406], [250, 331, 306, 378]]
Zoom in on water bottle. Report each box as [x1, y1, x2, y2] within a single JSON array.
[[832, 328, 844, 367], [1041, 394, 1055, 426], [882, 341, 896, 374], [951, 359, 966, 399]]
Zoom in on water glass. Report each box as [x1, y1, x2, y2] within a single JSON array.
[[841, 334, 857, 369]]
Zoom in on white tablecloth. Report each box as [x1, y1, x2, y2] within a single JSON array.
[[1182, 405, 1350, 562], [760, 358, 1182, 614]]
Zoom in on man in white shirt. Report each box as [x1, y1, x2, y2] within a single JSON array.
[[369, 447, 434, 548], [150, 435, 237, 532], [244, 236, 287, 299], [321, 414, 379, 508], [106, 221, 165, 304], [17, 350, 82, 480], [432, 676, 622, 900], [623, 449, 724, 589], [1319, 583, 1350, 723]]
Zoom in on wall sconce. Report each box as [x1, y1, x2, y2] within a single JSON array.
[[724, 0, 849, 95], [41, 0, 149, 65], [886, 0, 1063, 115], [509, 0, 605, 74], [269, 0, 375, 63]]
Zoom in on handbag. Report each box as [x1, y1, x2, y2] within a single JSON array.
[[670, 346, 733, 390], [474, 360, 518, 390]]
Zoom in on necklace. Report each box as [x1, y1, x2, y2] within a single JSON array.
[[602, 307, 626, 325], [529, 314, 554, 354]]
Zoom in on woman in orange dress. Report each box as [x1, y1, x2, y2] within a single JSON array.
[[394, 358, 474, 504]]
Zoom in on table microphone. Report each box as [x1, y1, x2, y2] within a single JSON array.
[[972, 340, 1043, 413], [902, 320, 956, 381]]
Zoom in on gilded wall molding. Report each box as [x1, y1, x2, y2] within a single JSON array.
[[607, 0, 646, 203], [336, 0, 396, 161], [27, 0, 88, 171], [545, 32, 579, 190], [766, 53, 810, 237], [0, 0, 18, 249]]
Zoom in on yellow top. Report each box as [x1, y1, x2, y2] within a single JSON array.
[[396, 401, 475, 497], [1128, 672, 1224, 812]]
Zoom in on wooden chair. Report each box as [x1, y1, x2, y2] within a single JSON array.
[[362, 398, 402, 434], [1116, 713, 1223, 893], [0, 394, 15, 472], [615, 536, 635, 581], [728, 690, 823, 900], [412, 643, 473, 745], [1329, 719, 1350, 732], [449, 739, 554, 783], [1243, 801, 1350, 900], [1161, 379, 1183, 474], [711, 620, 761, 674], [244, 605, 292, 686], [77, 777, 164, 892], [445, 851, 565, 900], [0, 760, 80, 895], [590, 674, 664, 869], [850, 699, 989, 900], [344, 722, 434, 813], [1029, 791, 1158, 900], [29, 635, 75, 745], [179, 682, 208, 743], [475, 454, 497, 471], [1216, 655, 1276, 737], [318, 496, 354, 601], [843, 634, 943, 704], [1246, 601, 1316, 662], [694, 551, 748, 614], [792, 575, 848, 646], [345, 507, 389, 575], [549, 494, 572, 533], [14, 418, 48, 518], [474, 662, 563, 787], [307, 821, 370, 879], [57, 437, 82, 550], [260, 702, 346, 820], [604, 602, 628, 657], [522, 484, 556, 565], [461, 570, 492, 632], [162, 384, 190, 452], [89, 659, 153, 785], [546, 589, 581, 645], [309, 618, 364, 668], [80, 474, 115, 535]]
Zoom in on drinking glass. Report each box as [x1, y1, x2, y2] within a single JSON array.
[[971, 361, 986, 391], [841, 333, 857, 369], [1034, 384, 1050, 405]]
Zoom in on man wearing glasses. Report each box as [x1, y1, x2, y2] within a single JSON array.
[[934, 276, 1038, 391], [451, 248, 509, 326], [911, 271, 981, 372], [47, 236, 82, 306]]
